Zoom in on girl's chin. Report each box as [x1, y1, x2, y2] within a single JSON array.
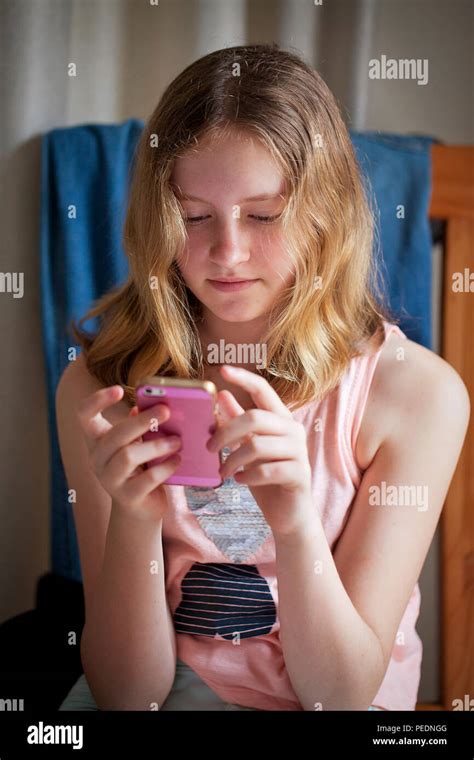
[[208, 309, 266, 322]]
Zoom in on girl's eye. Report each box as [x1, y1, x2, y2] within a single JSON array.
[[183, 214, 280, 225], [249, 215, 280, 224], [183, 216, 210, 224]]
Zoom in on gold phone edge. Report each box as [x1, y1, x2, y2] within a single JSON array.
[[136, 374, 218, 399]]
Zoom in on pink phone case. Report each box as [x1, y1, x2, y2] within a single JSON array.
[[135, 376, 223, 487]]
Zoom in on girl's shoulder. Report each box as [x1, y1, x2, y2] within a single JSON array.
[[355, 328, 465, 471]]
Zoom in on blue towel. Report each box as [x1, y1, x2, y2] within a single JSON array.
[[40, 120, 144, 582], [350, 130, 435, 350], [40, 120, 435, 581]]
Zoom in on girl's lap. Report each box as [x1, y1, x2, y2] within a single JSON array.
[[58, 662, 386, 711], [58, 659, 258, 711]]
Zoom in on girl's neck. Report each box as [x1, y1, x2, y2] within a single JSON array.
[[198, 311, 269, 353]]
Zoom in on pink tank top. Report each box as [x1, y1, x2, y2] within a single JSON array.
[[162, 320, 422, 710]]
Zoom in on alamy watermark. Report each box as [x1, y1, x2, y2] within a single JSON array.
[[27, 722, 83, 750], [0, 696, 24, 711], [0, 272, 24, 298], [369, 55, 429, 86], [452, 694, 474, 710], [207, 340, 267, 370], [452, 268, 473, 292], [369, 481, 428, 512]]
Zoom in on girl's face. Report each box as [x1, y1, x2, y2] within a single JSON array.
[[170, 131, 295, 326]]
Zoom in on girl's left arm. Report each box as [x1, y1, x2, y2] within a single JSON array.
[[274, 352, 470, 710]]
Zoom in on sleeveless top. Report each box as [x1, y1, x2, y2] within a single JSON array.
[[161, 320, 422, 710]]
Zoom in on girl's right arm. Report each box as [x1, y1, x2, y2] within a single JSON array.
[[55, 354, 182, 710]]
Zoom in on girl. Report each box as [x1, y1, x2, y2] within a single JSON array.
[[56, 43, 469, 711]]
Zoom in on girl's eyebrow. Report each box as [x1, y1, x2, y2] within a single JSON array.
[[174, 190, 285, 203]]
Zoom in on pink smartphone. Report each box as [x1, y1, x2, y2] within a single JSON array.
[[135, 375, 223, 488]]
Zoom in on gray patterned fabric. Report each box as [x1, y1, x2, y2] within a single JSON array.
[[184, 446, 271, 563]]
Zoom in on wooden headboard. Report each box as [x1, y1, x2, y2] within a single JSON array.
[[417, 145, 474, 710]]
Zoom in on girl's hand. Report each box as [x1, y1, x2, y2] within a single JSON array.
[[207, 366, 314, 538], [77, 385, 182, 521]]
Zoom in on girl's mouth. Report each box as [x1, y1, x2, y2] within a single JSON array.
[[208, 279, 259, 292]]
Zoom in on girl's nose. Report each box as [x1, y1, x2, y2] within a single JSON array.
[[209, 219, 251, 266]]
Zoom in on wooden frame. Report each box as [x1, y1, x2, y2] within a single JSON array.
[[416, 145, 474, 711]]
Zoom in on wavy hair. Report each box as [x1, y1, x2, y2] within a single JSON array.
[[70, 42, 395, 411]]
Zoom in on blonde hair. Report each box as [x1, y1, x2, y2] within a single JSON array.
[[70, 42, 395, 411]]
